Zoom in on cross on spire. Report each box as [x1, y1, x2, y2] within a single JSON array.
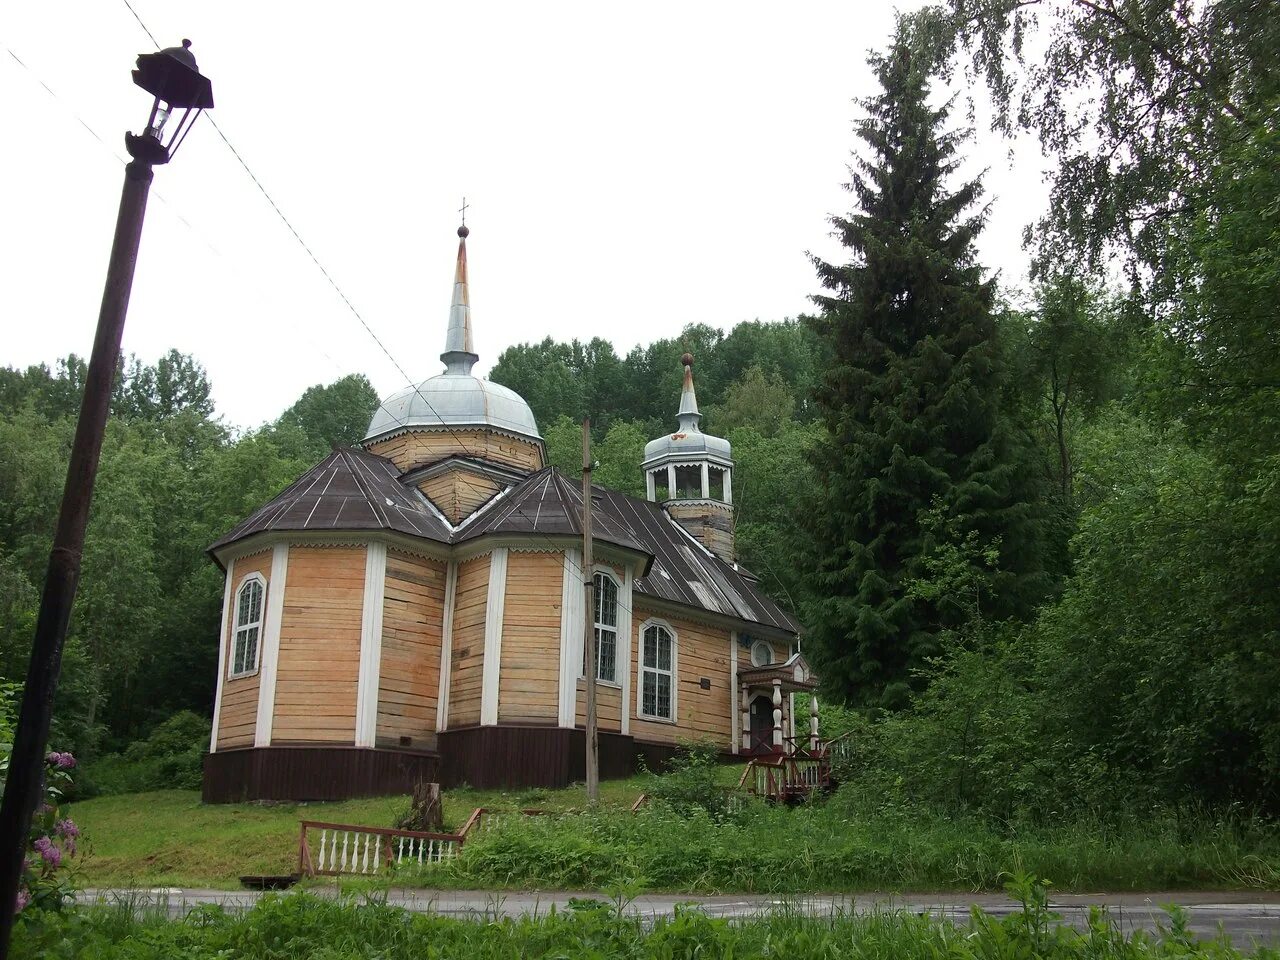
[[459, 196, 469, 226]]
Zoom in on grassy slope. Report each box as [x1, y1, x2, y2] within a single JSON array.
[[67, 776, 653, 889]]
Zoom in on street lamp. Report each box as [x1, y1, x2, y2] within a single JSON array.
[[0, 41, 213, 957]]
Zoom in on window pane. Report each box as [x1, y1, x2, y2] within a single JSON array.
[[642, 672, 657, 716], [594, 574, 617, 628], [657, 629, 672, 671], [248, 582, 262, 623], [237, 587, 251, 624], [245, 626, 258, 671], [643, 627, 657, 668], [656, 674, 671, 719], [597, 628, 616, 683]]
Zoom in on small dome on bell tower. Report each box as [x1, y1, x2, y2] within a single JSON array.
[[642, 355, 735, 561]]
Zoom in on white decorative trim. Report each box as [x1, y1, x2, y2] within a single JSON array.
[[636, 617, 678, 723], [436, 560, 459, 731], [254, 544, 289, 747], [479, 547, 508, 726], [227, 572, 268, 680], [729, 631, 739, 754], [558, 548, 583, 727], [619, 566, 634, 736], [355, 542, 388, 748], [208, 558, 236, 753]]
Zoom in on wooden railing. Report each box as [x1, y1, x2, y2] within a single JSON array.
[[298, 820, 464, 877], [738, 752, 832, 802]]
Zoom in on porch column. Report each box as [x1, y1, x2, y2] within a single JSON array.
[[810, 693, 820, 751], [771, 678, 783, 752], [740, 683, 750, 752]]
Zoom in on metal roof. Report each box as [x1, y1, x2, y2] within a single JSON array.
[[364, 374, 542, 444], [208, 447, 452, 555]]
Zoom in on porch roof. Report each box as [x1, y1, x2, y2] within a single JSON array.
[[737, 652, 817, 692]]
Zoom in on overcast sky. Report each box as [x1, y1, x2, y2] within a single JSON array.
[[2, 1, 1048, 430]]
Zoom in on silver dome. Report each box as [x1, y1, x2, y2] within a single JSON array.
[[643, 430, 732, 466], [365, 373, 542, 443]]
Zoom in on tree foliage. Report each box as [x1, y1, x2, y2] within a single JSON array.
[[803, 29, 1048, 708]]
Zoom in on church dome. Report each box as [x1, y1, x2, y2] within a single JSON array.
[[365, 374, 541, 442], [643, 429, 731, 465], [363, 221, 541, 445]]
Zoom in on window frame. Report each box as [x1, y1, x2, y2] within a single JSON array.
[[637, 618, 677, 722], [582, 569, 621, 686], [750, 640, 774, 668], [229, 572, 267, 680]]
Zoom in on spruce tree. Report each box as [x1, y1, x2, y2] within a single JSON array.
[[805, 26, 1046, 709]]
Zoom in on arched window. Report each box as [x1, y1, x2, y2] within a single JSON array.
[[640, 621, 675, 720], [751, 640, 773, 667], [584, 571, 618, 684], [230, 575, 265, 678]]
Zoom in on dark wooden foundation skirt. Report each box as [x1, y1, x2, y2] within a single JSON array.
[[202, 728, 686, 802], [202, 745, 441, 803]]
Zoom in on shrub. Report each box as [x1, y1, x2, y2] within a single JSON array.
[[641, 739, 730, 818], [82, 710, 209, 795], [0, 682, 81, 916]]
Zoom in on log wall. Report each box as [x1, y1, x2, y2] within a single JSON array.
[[272, 546, 365, 744], [447, 554, 490, 727], [498, 551, 562, 724], [376, 551, 446, 750], [367, 428, 543, 474], [629, 608, 734, 746], [416, 468, 504, 524], [215, 550, 273, 751]]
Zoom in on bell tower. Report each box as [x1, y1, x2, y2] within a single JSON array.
[[642, 354, 735, 561]]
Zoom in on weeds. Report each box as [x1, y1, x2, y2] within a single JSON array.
[[12, 886, 1278, 959]]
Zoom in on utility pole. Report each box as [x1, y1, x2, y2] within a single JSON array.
[[582, 418, 598, 805], [0, 42, 213, 954]]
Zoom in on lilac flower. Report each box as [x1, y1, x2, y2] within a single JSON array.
[[44, 751, 76, 769], [13, 890, 28, 914], [55, 818, 79, 839], [32, 836, 61, 869]]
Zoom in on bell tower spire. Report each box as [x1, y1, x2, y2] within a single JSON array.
[[441, 220, 479, 376], [641, 354, 736, 562]]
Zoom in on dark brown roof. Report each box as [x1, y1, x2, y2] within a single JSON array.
[[211, 455, 801, 637], [453, 468, 652, 561], [208, 447, 452, 553]]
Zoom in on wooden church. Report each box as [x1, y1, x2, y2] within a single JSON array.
[[202, 225, 815, 802]]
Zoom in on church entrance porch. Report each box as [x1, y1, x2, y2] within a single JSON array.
[[736, 652, 819, 757]]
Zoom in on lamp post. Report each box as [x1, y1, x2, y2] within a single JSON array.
[[0, 41, 213, 955]]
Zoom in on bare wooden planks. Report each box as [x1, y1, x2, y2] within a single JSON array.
[[629, 607, 733, 746], [376, 551, 446, 748], [499, 551, 562, 723], [416, 468, 504, 525], [273, 547, 364, 744], [447, 554, 490, 728], [366, 429, 543, 474]]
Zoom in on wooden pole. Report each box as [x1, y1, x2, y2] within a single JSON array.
[[0, 156, 155, 948], [582, 418, 598, 805]]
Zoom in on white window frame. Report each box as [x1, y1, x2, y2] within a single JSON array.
[[637, 618, 677, 722], [583, 570, 621, 686], [229, 572, 266, 679], [751, 639, 773, 668]]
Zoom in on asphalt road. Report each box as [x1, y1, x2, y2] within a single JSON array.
[[79, 887, 1280, 951]]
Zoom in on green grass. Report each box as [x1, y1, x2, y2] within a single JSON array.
[[67, 776, 655, 889], [11, 883, 1272, 959], [67, 776, 1280, 894]]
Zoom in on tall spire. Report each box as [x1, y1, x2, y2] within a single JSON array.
[[441, 223, 479, 376], [676, 352, 701, 433]]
